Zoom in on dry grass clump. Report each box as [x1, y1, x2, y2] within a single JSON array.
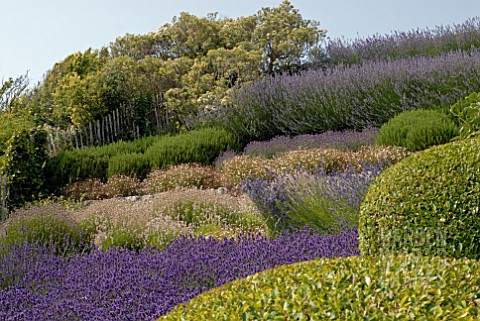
[[62, 164, 233, 201], [140, 164, 232, 194], [276, 145, 410, 173], [70, 188, 265, 249], [222, 155, 272, 185], [223, 146, 410, 184], [62, 175, 141, 200]]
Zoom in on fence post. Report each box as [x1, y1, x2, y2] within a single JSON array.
[[89, 121, 94, 145], [1, 173, 7, 223]]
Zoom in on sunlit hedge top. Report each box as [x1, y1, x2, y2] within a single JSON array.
[[360, 136, 480, 259], [160, 254, 480, 320]]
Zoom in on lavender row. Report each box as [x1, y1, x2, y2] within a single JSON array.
[[0, 228, 359, 321], [326, 17, 480, 66], [243, 127, 379, 158], [215, 50, 480, 142], [243, 163, 384, 235]]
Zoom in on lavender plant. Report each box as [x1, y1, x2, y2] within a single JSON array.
[[0, 228, 359, 320], [325, 17, 480, 66], [214, 50, 480, 142], [243, 127, 379, 158], [243, 163, 384, 236]]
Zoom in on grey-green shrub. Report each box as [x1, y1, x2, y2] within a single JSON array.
[[375, 109, 459, 152], [359, 136, 480, 259], [0, 211, 93, 256], [159, 255, 480, 320]]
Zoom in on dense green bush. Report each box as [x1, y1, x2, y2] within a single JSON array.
[[3, 129, 49, 211], [0, 112, 36, 156], [45, 135, 159, 188], [107, 152, 152, 180], [160, 255, 480, 320], [450, 91, 480, 139], [375, 109, 459, 152], [359, 137, 480, 259], [144, 127, 242, 170], [45, 127, 241, 190]]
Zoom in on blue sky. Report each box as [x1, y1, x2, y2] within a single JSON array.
[[1, 0, 479, 86]]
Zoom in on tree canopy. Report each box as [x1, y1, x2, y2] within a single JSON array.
[[12, 0, 326, 134]]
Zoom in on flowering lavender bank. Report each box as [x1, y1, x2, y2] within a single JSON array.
[[0, 228, 359, 321]]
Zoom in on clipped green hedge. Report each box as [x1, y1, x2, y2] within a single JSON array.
[[144, 127, 242, 170], [359, 136, 480, 259], [374, 109, 459, 152], [160, 255, 480, 320], [45, 127, 241, 188]]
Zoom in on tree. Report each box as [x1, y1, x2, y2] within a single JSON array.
[[159, 12, 223, 59], [254, 0, 326, 75], [0, 73, 29, 113]]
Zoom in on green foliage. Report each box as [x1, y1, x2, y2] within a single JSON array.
[[145, 127, 242, 169], [107, 152, 152, 180], [253, 0, 325, 75], [450, 92, 480, 139], [0, 213, 93, 257], [0, 73, 29, 113], [374, 109, 459, 152], [160, 255, 480, 320], [162, 199, 265, 234], [45, 134, 159, 189], [359, 137, 480, 259], [46, 128, 240, 190], [3, 129, 49, 211], [281, 180, 358, 233], [0, 111, 36, 155]]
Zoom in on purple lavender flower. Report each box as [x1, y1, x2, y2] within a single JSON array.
[[0, 228, 359, 320], [243, 163, 384, 235], [215, 50, 480, 142]]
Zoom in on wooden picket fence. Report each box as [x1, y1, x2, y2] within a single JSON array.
[[45, 97, 171, 155], [0, 172, 8, 224]]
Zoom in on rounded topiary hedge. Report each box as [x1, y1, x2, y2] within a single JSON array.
[[374, 108, 459, 152], [359, 136, 480, 259], [159, 255, 480, 320]]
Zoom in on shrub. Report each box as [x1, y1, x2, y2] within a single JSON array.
[[325, 17, 480, 66], [0, 206, 93, 257], [243, 164, 384, 236], [375, 109, 459, 151], [107, 152, 152, 179], [62, 175, 141, 200], [359, 137, 480, 259], [145, 127, 242, 170], [45, 128, 241, 189], [450, 91, 480, 139], [141, 164, 231, 194], [243, 128, 379, 158], [2, 129, 49, 212], [0, 112, 36, 156], [223, 146, 409, 185], [160, 254, 480, 320], [161, 199, 265, 235]]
